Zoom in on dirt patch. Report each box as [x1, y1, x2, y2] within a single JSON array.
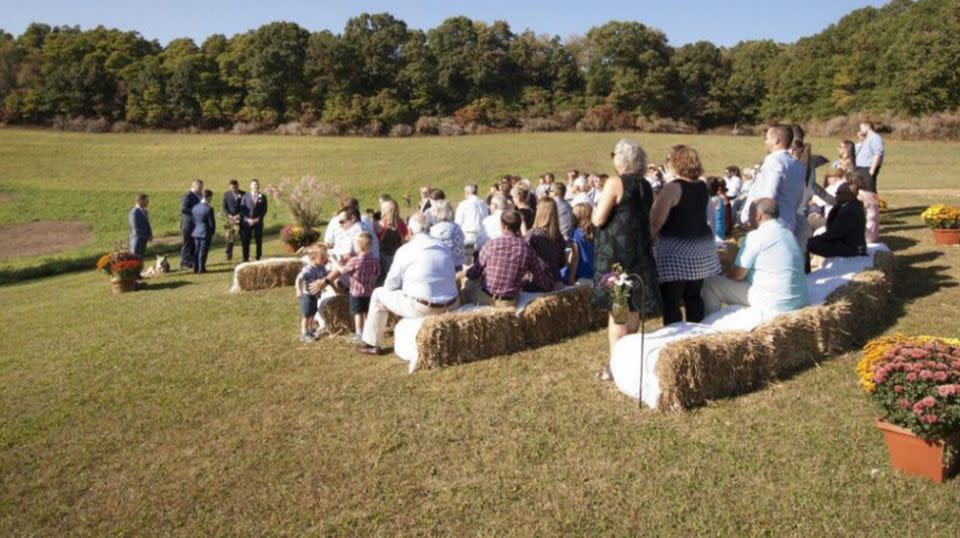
[[0, 192, 12, 204], [0, 221, 93, 261]]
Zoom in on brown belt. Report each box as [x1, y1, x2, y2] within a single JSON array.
[[413, 296, 458, 308], [483, 288, 516, 302]]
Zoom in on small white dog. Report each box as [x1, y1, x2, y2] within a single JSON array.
[[140, 255, 171, 278]]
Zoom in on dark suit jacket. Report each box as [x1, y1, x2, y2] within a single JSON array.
[[222, 190, 245, 216], [191, 202, 216, 239], [181, 191, 201, 231], [240, 192, 268, 227], [128, 206, 152, 240], [821, 199, 866, 254]]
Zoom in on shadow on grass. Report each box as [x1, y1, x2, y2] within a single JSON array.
[[144, 280, 192, 291]]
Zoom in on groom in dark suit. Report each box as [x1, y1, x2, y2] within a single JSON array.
[[191, 189, 216, 273], [240, 179, 268, 262], [128, 193, 153, 258], [180, 179, 203, 270], [805, 182, 867, 273]]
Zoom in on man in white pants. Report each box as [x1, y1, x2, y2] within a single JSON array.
[[358, 212, 460, 355], [455, 183, 489, 264]]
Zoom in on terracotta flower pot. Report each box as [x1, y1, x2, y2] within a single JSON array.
[[932, 228, 960, 246], [876, 419, 959, 483], [110, 278, 138, 294]]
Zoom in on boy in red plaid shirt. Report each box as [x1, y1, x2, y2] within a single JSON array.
[[329, 232, 380, 341]]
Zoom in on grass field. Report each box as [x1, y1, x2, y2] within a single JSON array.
[[1, 129, 959, 535]]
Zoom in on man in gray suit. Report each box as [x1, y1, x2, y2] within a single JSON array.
[[128, 193, 153, 258], [191, 189, 216, 273]]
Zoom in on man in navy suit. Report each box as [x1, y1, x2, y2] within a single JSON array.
[[128, 193, 153, 258], [221, 179, 244, 261], [191, 189, 216, 273], [240, 179, 268, 262], [805, 182, 867, 273], [180, 179, 204, 270]]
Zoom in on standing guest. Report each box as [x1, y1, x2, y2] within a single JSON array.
[[593, 139, 661, 352], [702, 198, 807, 316], [455, 183, 489, 259], [327, 232, 380, 342], [128, 193, 153, 258], [179, 179, 203, 270], [190, 189, 216, 273], [740, 125, 806, 239], [536, 173, 555, 199], [429, 199, 466, 271], [462, 210, 551, 308], [855, 121, 884, 192], [805, 182, 867, 273], [377, 198, 406, 279], [550, 183, 574, 241], [525, 197, 567, 291], [561, 203, 596, 285], [706, 177, 726, 242], [240, 179, 267, 262], [835, 140, 856, 173], [513, 185, 535, 234], [358, 213, 459, 355], [650, 145, 721, 326], [221, 179, 244, 261], [417, 186, 433, 213], [295, 245, 330, 342], [723, 166, 743, 198], [480, 194, 508, 250]]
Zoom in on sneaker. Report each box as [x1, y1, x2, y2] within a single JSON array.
[[350, 334, 362, 343], [299, 333, 316, 343]]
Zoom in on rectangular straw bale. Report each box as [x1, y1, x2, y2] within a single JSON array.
[[751, 307, 825, 375], [518, 286, 605, 347], [415, 308, 522, 369], [233, 259, 303, 291], [655, 331, 772, 411], [824, 270, 890, 344], [320, 294, 354, 336]]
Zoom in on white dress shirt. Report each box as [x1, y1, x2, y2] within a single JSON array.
[[481, 210, 504, 248], [454, 195, 489, 238], [725, 176, 743, 198], [740, 149, 806, 233], [384, 233, 458, 303]]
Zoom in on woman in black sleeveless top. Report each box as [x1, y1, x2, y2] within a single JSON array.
[[593, 139, 661, 354], [650, 145, 721, 325]]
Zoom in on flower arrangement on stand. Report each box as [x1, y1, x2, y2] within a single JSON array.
[[857, 334, 960, 482], [596, 263, 634, 325], [267, 176, 341, 252], [920, 204, 960, 245], [96, 246, 143, 294]]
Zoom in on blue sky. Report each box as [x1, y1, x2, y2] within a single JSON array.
[[2, 0, 887, 47]]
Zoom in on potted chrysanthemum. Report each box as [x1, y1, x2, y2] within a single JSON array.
[[920, 204, 960, 245], [857, 335, 960, 482], [96, 246, 143, 294]]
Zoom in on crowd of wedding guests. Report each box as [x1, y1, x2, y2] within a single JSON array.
[[126, 121, 884, 357]]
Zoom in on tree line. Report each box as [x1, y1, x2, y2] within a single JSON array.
[[0, 0, 957, 134]]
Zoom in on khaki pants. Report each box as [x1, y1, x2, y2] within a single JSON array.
[[361, 288, 458, 347], [702, 275, 751, 315], [460, 279, 518, 309]]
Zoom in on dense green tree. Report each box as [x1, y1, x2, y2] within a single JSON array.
[[724, 40, 780, 124], [242, 22, 309, 123], [669, 41, 732, 127]]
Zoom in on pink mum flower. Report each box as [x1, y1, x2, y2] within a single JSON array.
[[898, 399, 911, 409], [906, 373, 918, 382], [924, 414, 939, 424]]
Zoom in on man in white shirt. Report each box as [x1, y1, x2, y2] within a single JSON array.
[[535, 173, 555, 199], [358, 212, 460, 354], [740, 124, 806, 240], [455, 183, 489, 255], [855, 121, 884, 192], [703, 198, 808, 315], [723, 166, 743, 198], [570, 176, 594, 207], [479, 194, 507, 251]]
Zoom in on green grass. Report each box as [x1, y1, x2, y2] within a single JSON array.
[[0, 130, 959, 535]]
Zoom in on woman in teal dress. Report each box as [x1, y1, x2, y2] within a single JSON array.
[[592, 139, 661, 353]]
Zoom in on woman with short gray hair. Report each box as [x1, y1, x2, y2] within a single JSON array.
[[429, 199, 466, 271], [592, 139, 661, 353]]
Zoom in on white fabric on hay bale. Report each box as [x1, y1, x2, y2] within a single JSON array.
[[229, 257, 305, 292], [393, 304, 488, 373], [610, 244, 890, 408]]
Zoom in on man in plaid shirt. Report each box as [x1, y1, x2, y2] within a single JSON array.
[[462, 210, 552, 308]]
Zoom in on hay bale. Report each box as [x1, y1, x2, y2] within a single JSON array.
[[751, 306, 825, 375], [872, 250, 896, 283], [415, 308, 522, 370], [230, 258, 303, 292], [655, 331, 773, 410], [518, 286, 605, 347], [320, 294, 354, 336], [824, 269, 890, 344]]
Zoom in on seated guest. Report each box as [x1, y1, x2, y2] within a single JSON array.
[[561, 203, 596, 284], [525, 197, 568, 291], [536, 173, 555, 199], [479, 194, 508, 250], [428, 199, 466, 270], [326, 197, 380, 261], [723, 166, 743, 198], [513, 185, 535, 234], [805, 182, 867, 273], [377, 198, 406, 279], [358, 213, 459, 355], [570, 176, 594, 207], [706, 177, 726, 242], [462, 210, 552, 308], [702, 198, 808, 315], [809, 168, 846, 230]]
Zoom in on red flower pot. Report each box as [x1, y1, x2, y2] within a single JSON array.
[[932, 228, 960, 246], [876, 419, 959, 483]]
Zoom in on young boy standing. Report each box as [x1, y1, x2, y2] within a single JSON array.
[[330, 232, 380, 342], [295, 245, 330, 342]]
